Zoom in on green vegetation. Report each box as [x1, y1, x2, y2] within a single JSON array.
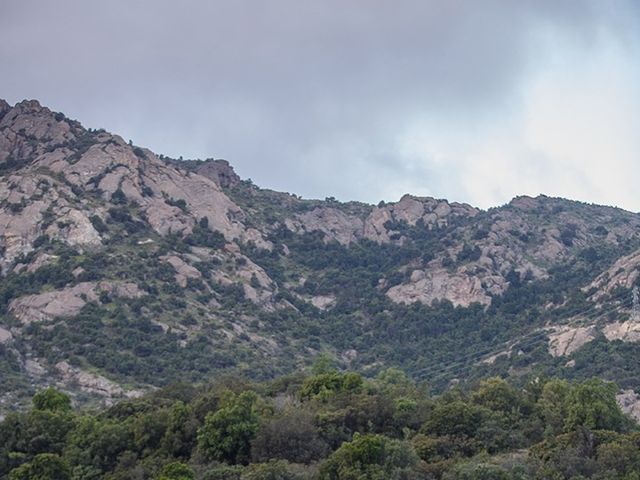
[[3, 203, 640, 412], [1, 371, 638, 479]]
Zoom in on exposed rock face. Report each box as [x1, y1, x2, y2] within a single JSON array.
[[286, 208, 365, 245], [0, 100, 76, 165], [603, 320, 640, 343], [9, 281, 145, 324], [55, 361, 143, 400], [617, 390, 640, 422], [386, 268, 492, 307], [587, 249, 640, 299], [377, 195, 640, 308], [548, 326, 596, 357], [161, 254, 203, 287], [0, 327, 12, 344], [310, 295, 336, 310], [193, 159, 241, 188], [364, 195, 479, 244], [236, 254, 277, 308], [285, 194, 478, 247], [0, 99, 270, 273]]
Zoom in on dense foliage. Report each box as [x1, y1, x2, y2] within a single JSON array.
[[1, 368, 638, 480]]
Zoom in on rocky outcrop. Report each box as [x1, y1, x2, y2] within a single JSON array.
[[285, 208, 364, 245], [617, 390, 640, 423], [0, 100, 77, 166], [285, 195, 478, 246], [310, 295, 336, 310], [548, 325, 596, 357], [55, 361, 144, 400], [0, 327, 12, 344], [161, 254, 203, 288], [386, 268, 492, 307], [364, 195, 479, 244], [235, 254, 277, 308], [193, 159, 241, 188], [9, 281, 145, 324], [587, 249, 640, 300], [0, 99, 272, 274], [603, 319, 640, 343]]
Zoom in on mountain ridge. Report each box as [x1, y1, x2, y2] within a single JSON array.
[[1, 98, 640, 415]]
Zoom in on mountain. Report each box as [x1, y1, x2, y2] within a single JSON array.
[[1, 98, 640, 415]]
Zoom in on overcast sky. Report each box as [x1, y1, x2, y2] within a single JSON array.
[[1, 1, 640, 210]]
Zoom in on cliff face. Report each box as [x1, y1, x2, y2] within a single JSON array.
[[1, 98, 640, 411]]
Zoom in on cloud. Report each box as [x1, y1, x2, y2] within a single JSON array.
[[1, 1, 639, 209]]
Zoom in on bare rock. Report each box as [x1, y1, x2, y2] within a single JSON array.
[[25, 359, 47, 377], [364, 195, 479, 244], [45, 207, 102, 246], [287, 208, 364, 245], [587, 249, 640, 300], [310, 295, 336, 310], [211, 252, 278, 309], [602, 320, 640, 343], [193, 159, 241, 188], [386, 268, 491, 307], [26, 253, 58, 273], [161, 254, 202, 287], [617, 390, 640, 423], [0, 327, 12, 344], [55, 361, 143, 399], [548, 326, 596, 357], [0, 100, 271, 256], [0, 99, 76, 166], [287, 195, 478, 246], [9, 281, 145, 324]]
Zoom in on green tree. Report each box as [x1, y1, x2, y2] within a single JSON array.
[[251, 410, 329, 464], [312, 353, 338, 375], [423, 401, 485, 438], [443, 460, 510, 480], [471, 377, 522, 416], [319, 433, 418, 480], [161, 401, 198, 458], [32, 388, 72, 413], [158, 461, 194, 480], [536, 379, 571, 437], [565, 378, 626, 432], [243, 460, 300, 480], [8, 453, 71, 480], [197, 391, 260, 464]]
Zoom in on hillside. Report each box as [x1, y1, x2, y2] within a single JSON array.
[[1, 99, 640, 415]]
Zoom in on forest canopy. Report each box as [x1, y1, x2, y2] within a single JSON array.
[[1, 368, 638, 480]]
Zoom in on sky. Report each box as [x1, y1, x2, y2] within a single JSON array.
[[1, 1, 640, 211]]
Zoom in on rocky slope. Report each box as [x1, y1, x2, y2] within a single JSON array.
[[1, 98, 640, 413]]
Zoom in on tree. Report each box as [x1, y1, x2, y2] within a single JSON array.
[[443, 460, 510, 480], [243, 460, 300, 480], [565, 378, 626, 432], [197, 391, 260, 464], [536, 379, 570, 437], [158, 462, 194, 480], [252, 410, 329, 464], [423, 401, 485, 438], [8, 453, 70, 480], [319, 433, 418, 480], [312, 353, 337, 375], [161, 401, 198, 458], [471, 377, 521, 416], [32, 388, 71, 413]]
